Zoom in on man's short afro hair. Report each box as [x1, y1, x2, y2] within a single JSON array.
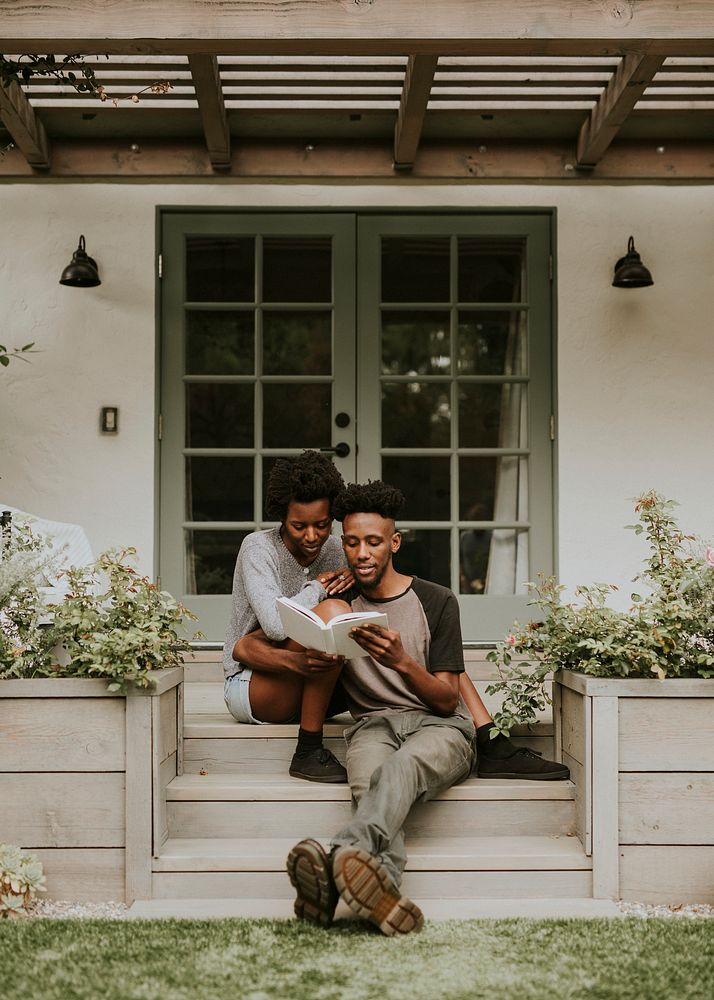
[[265, 450, 345, 521], [332, 480, 406, 523]]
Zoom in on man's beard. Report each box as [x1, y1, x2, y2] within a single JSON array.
[[351, 560, 388, 593]]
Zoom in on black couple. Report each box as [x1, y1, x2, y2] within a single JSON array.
[[222, 451, 568, 934]]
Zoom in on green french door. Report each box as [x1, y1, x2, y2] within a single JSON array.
[[159, 211, 554, 641]]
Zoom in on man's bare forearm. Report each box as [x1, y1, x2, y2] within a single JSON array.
[[397, 659, 459, 716]]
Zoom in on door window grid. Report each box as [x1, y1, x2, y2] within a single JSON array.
[[182, 233, 336, 593], [377, 234, 530, 595]]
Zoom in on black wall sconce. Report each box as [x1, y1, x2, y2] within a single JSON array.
[[612, 236, 653, 289], [59, 235, 101, 287]]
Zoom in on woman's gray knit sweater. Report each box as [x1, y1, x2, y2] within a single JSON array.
[[222, 528, 345, 679]]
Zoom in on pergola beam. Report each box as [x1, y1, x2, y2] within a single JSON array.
[[187, 54, 231, 170], [1, 138, 714, 181], [393, 55, 438, 169], [576, 52, 665, 167], [2, 0, 714, 56], [0, 79, 50, 168]]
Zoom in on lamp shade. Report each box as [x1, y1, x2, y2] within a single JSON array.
[[59, 235, 101, 287], [612, 236, 653, 288]]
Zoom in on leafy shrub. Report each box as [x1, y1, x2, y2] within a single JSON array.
[[0, 844, 46, 917], [48, 549, 198, 691], [0, 520, 198, 690], [0, 519, 58, 677], [487, 492, 714, 735]]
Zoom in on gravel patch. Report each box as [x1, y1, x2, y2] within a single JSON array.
[[16, 898, 714, 920], [618, 900, 714, 919], [25, 900, 128, 919]]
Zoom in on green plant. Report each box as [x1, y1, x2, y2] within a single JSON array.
[[0, 342, 35, 368], [0, 519, 58, 677], [0, 844, 46, 917], [0, 54, 171, 106], [0, 520, 198, 688], [487, 492, 714, 735], [47, 549, 199, 691]]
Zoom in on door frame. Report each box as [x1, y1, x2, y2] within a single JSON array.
[[155, 206, 558, 644]]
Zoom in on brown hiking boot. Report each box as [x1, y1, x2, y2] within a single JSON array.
[[286, 838, 338, 927], [332, 846, 423, 936]]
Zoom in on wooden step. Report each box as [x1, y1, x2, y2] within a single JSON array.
[[150, 833, 591, 899], [166, 773, 576, 840], [183, 680, 553, 725], [129, 896, 621, 919], [167, 773, 573, 802], [153, 834, 591, 872], [183, 713, 554, 772]]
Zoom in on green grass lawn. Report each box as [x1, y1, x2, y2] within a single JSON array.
[[1, 918, 713, 1000]]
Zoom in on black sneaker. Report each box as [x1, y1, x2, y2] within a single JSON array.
[[289, 746, 348, 783], [477, 745, 570, 781], [332, 846, 424, 936], [287, 838, 338, 927]]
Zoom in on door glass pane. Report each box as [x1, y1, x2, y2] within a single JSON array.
[[186, 384, 254, 448], [263, 383, 331, 447], [381, 311, 450, 375], [457, 311, 527, 376], [459, 456, 528, 522], [458, 383, 527, 449], [263, 311, 332, 375], [186, 236, 255, 302], [262, 236, 331, 303], [382, 237, 450, 302], [186, 457, 253, 522], [382, 383, 451, 448], [394, 529, 450, 587], [186, 529, 249, 594], [186, 311, 254, 375], [458, 237, 525, 303], [382, 457, 450, 520], [459, 528, 529, 595]]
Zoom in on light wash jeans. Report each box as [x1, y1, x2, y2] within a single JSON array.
[[331, 711, 475, 887]]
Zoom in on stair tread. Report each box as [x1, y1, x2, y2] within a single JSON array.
[[167, 772, 574, 801], [184, 712, 553, 739], [153, 835, 591, 872], [129, 897, 619, 919]]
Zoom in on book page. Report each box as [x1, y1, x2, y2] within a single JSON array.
[[330, 612, 388, 658]]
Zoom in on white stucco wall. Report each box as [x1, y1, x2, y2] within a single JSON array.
[[1, 181, 712, 604]]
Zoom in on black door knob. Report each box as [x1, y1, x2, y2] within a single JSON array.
[[320, 442, 351, 458], [335, 412, 351, 428]]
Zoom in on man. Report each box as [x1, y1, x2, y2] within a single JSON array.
[[222, 450, 354, 783], [284, 480, 568, 935], [286, 480, 477, 935]]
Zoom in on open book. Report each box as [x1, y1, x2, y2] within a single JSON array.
[[277, 596, 388, 658]]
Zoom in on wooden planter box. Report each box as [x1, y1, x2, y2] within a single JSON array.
[[0, 668, 183, 904], [554, 671, 714, 904]]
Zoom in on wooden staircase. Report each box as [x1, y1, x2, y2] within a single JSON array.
[[140, 654, 604, 916]]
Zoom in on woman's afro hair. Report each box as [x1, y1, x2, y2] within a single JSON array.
[[264, 450, 345, 521], [332, 480, 405, 523]]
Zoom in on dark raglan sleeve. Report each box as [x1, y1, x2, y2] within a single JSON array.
[[410, 578, 465, 674]]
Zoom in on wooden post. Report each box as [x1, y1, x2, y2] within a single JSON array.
[[591, 696, 619, 899], [124, 692, 153, 903]]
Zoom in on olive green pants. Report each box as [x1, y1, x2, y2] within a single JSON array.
[[331, 710, 475, 887]]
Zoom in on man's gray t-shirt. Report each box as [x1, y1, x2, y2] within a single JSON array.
[[342, 577, 470, 721], [222, 528, 344, 679]]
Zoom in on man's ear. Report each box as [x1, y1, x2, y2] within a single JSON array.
[[390, 530, 402, 554]]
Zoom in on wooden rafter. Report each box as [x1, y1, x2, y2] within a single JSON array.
[[0, 78, 50, 168], [393, 55, 438, 169], [576, 53, 666, 167], [187, 54, 230, 169]]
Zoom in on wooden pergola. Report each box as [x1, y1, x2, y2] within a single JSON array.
[[2, 0, 714, 180]]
